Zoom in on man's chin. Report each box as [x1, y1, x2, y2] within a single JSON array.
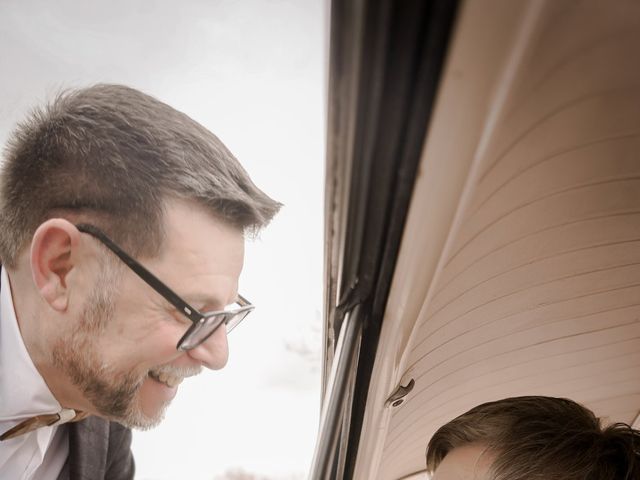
[[109, 399, 169, 431], [119, 408, 167, 431], [113, 375, 177, 430]]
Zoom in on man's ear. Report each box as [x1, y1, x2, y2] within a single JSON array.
[[30, 219, 82, 312]]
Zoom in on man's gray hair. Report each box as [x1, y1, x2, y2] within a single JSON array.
[[0, 84, 281, 266]]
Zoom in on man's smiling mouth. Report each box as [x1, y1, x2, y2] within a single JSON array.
[[148, 370, 184, 388]]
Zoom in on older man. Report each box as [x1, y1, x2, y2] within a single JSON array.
[[0, 84, 280, 479], [426, 396, 640, 480]]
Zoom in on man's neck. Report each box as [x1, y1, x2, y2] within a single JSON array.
[[6, 266, 49, 368], [5, 266, 89, 413]]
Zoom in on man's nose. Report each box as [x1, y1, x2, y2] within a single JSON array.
[[186, 324, 229, 369]]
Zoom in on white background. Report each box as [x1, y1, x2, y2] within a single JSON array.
[[0, 1, 325, 478]]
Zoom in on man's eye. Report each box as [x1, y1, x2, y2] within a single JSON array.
[[201, 303, 225, 313], [169, 308, 191, 325]]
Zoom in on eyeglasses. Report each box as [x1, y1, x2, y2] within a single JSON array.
[[76, 223, 254, 351]]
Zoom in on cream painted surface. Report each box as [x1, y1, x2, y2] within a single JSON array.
[[352, 1, 537, 478], [397, 472, 429, 480], [355, 0, 640, 478]]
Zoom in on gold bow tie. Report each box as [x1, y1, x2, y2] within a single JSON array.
[[0, 409, 89, 441]]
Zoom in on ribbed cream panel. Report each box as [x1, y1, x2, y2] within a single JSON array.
[[377, 1, 640, 478]]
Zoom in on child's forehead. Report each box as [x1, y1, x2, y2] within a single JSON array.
[[432, 443, 494, 480]]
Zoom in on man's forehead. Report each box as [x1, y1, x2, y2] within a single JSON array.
[[162, 199, 244, 253], [150, 198, 244, 308], [432, 443, 494, 480]]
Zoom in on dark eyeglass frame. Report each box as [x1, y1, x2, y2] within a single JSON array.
[[76, 223, 254, 351]]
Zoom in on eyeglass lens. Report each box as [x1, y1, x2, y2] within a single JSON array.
[[178, 309, 252, 351]]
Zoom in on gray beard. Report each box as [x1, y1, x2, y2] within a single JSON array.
[[50, 266, 169, 430]]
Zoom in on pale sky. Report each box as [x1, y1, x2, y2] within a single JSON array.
[[0, 1, 325, 478]]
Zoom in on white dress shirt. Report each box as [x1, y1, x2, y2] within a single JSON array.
[[0, 267, 69, 480]]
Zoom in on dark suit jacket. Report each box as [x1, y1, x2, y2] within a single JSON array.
[[56, 417, 135, 480]]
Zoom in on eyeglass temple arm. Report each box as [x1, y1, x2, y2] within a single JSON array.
[[75, 223, 203, 323], [237, 294, 251, 307]]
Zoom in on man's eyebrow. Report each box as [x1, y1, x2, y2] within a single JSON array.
[[183, 292, 239, 310]]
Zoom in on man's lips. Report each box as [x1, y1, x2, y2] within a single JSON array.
[[148, 370, 184, 388]]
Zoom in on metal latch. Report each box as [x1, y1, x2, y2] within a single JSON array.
[[385, 378, 415, 408]]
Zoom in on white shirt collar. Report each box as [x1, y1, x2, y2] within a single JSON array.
[[0, 266, 62, 421]]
